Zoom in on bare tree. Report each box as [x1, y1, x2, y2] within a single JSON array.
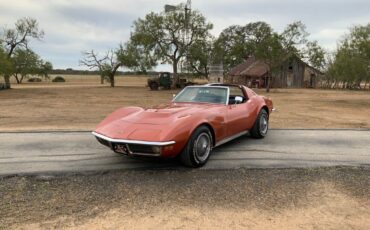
[[1, 17, 44, 88], [80, 50, 106, 84], [80, 50, 122, 87]]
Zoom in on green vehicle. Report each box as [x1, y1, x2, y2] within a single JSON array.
[[147, 72, 172, 90], [147, 72, 195, 90]]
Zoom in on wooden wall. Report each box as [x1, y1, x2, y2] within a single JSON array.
[[228, 56, 319, 88], [272, 57, 306, 88]]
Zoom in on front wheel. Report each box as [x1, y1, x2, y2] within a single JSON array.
[[180, 126, 213, 167], [250, 109, 269, 138]]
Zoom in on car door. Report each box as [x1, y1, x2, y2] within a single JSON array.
[[226, 86, 256, 136]]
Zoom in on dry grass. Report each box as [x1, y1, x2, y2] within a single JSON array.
[[0, 75, 369, 131], [263, 88, 370, 129]]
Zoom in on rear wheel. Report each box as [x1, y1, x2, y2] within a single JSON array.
[[180, 126, 213, 167], [250, 109, 269, 138], [149, 81, 159, 90]]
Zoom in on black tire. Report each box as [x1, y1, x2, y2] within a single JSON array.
[[250, 109, 269, 138], [149, 81, 159, 90], [180, 126, 213, 167]]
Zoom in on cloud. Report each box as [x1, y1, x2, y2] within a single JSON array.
[[0, 0, 369, 69]]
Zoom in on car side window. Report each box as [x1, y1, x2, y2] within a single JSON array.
[[228, 86, 247, 105]]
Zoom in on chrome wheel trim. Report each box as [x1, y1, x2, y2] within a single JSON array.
[[260, 113, 268, 135], [193, 132, 211, 162]]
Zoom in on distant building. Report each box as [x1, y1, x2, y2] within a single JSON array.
[[208, 64, 224, 84], [227, 55, 322, 88]]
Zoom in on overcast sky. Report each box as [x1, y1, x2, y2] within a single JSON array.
[[0, 0, 369, 70]]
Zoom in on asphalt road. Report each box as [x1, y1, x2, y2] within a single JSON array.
[[0, 130, 369, 176]]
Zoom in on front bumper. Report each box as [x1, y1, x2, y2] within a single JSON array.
[[92, 131, 176, 156]]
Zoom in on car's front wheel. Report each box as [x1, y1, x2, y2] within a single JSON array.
[[180, 126, 213, 167], [250, 109, 269, 138]]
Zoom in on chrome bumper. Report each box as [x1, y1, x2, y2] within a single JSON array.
[[92, 132, 175, 146], [91, 132, 175, 156]]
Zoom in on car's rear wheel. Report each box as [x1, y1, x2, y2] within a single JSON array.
[[250, 109, 269, 138], [180, 126, 213, 167]]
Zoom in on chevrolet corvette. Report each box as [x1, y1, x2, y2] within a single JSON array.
[[92, 84, 273, 167]]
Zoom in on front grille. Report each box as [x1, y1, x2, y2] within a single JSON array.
[[128, 144, 155, 154], [113, 143, 129, 154]]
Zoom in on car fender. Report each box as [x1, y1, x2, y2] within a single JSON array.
[[96, 107, 144, 128], [246, 96, 270, 128], [180, 114, 222, 147], [162, 111, 223, 155]]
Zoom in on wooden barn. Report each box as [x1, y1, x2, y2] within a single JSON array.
[[227, 55, 322, 88]]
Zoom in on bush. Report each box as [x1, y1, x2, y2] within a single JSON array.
[[52, 76, 65, 82], [28, 77, 42, 82]]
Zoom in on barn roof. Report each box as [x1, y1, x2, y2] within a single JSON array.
[[240, 60, 269, 77], [228, 55, 322, 77], [228, 56, 268, 78], [228, 56, 257, 76]]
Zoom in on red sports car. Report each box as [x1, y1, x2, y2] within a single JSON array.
[[92, 84, 274, 167]]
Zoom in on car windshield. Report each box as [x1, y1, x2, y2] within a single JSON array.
[[173, 86, 228, 104]]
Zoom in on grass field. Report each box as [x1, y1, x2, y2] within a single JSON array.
[[1, 75, 370, 131]]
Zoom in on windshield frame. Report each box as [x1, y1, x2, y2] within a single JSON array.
[[172, 85, 230, 105]]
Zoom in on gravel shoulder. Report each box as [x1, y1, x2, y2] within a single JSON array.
[[1, 167, 370, 229]]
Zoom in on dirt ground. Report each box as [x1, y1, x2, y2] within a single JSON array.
[[0, 75, 369, 131], [1, 167, 370, 230], [1, 76, 370, 229]]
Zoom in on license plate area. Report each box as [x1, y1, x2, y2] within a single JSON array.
[[113, 143, 130, 154]]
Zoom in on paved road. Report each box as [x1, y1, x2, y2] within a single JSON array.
[[0, 130, 369, 176]]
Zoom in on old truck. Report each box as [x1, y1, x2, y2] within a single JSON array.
[[147, 72, 195, 90]]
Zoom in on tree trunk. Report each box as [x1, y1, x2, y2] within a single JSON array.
[[110, 75, 115, 87], [14, 74, 20, 84], [204, 66, 209, 80], [4, 47, 16, 89], [333, 80, 338, 89], [358, 81, 363, 90], [266, 71, 271, 93], [20, 75, 25, 84], [172, 60, 179, 89], [4, 75, 11, 89], [109, 64, 121, 88]]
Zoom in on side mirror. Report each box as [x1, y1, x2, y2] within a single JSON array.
[[235, 96, 243, 104]]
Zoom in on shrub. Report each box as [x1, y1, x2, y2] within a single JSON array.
[[28, 77, 42, 82], [52, 76, 65, 82]]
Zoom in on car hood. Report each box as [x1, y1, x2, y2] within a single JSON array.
[[120, 103, 213, 125], [94, 103, 223, 141]]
